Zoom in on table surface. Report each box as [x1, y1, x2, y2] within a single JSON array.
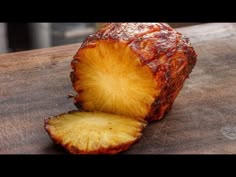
[[0, 23, 236, 154]]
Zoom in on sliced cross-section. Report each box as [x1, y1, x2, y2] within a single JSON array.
[[45, 111, 146, 154]]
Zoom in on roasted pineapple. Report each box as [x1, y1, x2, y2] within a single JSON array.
[[71, 23, 197, 121], [45, 111, 146, 154], [45, 23, 197, 154]]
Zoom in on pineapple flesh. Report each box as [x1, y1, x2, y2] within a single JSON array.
[[45, 111, 146, 154], [74, 41, 158, 119]]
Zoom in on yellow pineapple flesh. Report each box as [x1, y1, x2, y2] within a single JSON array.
[[74, 41, 158, 119], [45, 111, 146, 154]]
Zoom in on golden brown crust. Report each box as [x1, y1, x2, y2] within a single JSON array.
[[71, 23, 197, 122]]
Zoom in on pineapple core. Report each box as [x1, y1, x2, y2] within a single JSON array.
[[75, 40, 158, 119]]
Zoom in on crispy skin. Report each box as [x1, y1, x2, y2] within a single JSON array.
[[71, 23, 197, 122], [45, 111, 146, 154]]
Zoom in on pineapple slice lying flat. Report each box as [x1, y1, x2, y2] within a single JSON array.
[[45, 111, 146, 154]]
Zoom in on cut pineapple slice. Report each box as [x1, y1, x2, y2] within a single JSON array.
[[73, 40, 158, 119], [45, 111, 146, 154]]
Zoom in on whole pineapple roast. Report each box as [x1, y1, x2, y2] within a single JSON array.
[[45, 23, 197, 154]]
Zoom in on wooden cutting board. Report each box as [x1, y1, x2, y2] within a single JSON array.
[[0, 23, 236, 154]]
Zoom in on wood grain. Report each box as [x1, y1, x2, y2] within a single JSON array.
[[1, 23, 236, 154]]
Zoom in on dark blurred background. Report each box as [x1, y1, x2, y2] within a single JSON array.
[[0, 23, 201, 54]]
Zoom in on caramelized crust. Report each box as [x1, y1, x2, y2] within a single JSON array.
[[71, 23, 197, 122]]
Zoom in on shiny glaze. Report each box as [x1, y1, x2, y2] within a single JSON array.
[[72, 23, 197, 122]]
